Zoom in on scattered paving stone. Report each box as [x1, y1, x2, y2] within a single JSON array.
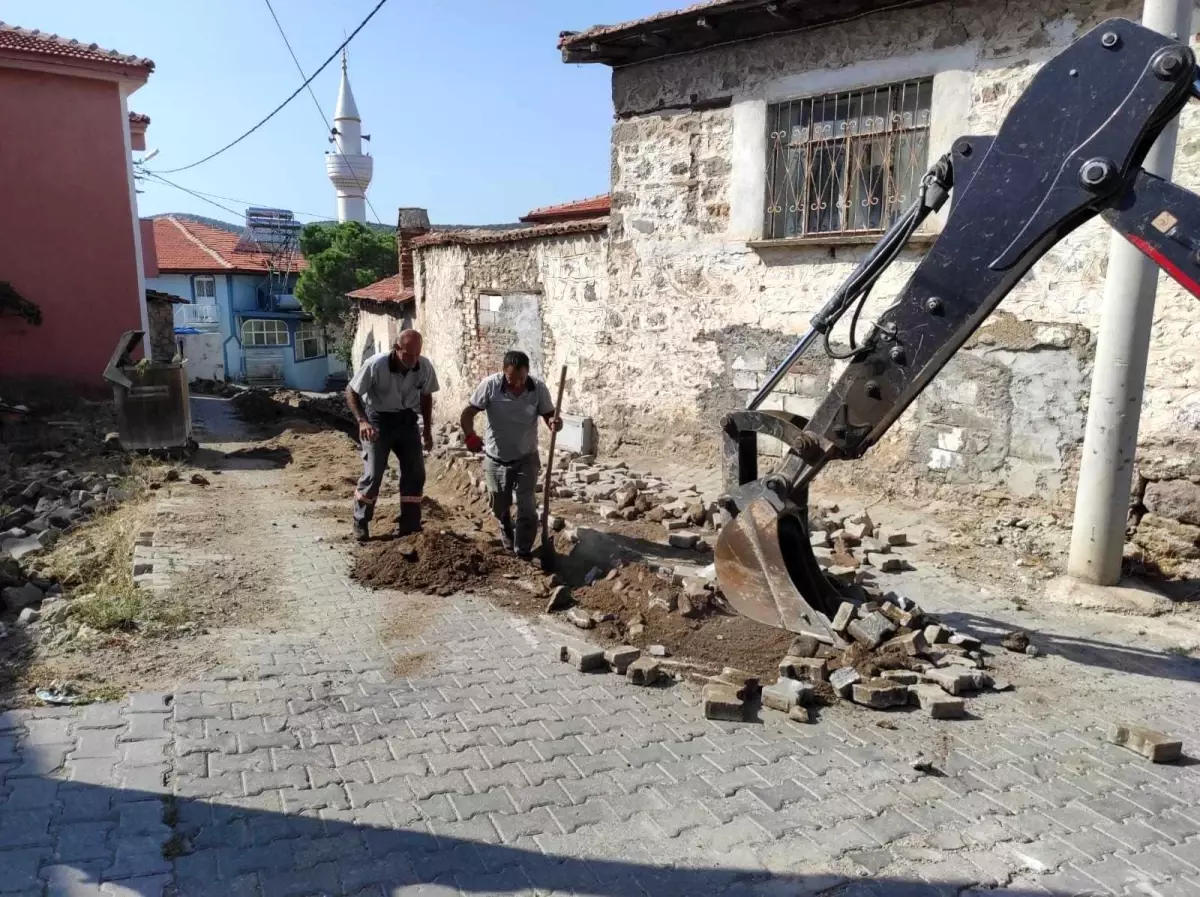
[[583, 567, 604, 586], [878, 557, 905, 573], [881, 670, 919, 685], [558, 645, 605, 672], [648, 645, 669, 657], [831, 602, 856, 634], [189, 474, 209, 486], [810, 531, 830, 548], [886, 532, 908, 546], [1001, 631, 1031, 653], [761, 679, 812, 712], [664, 519, 689, 532], [848, 613, 895, 650], [989, 677, 1013, 692], [667, 532, 699, 549], [566, 608, 594, 630], [921, 668, 978, 697], [788, 705, 813, 723], [682, 577, 710, 598], [851, 679, 909, 709], [544, 586, 571, 613], [910, 685, 966, 719], [590, 611, 616, 624], [890, 631, 929, 657], [948, 633, 983, 651], [16, 607, 39, 626], [830, 667, 862, 698], [603, 646, 640, 674], [1025, 645, 1040, 657], [779, 656, 828, 682], [923, 624, 948, 645], [1108, 724, 1183, 763], [702, 683, 745, 721], [715, 667, 761, 700], [626, 658, 662, 686]]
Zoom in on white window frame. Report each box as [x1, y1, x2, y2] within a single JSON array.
[[241, 318, 289, 347], [193, 275, 216, 303], [294, 321, 326, 361]]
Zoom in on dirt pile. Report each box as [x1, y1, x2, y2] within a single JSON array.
[[558, 563, 794, 678], [354, 530, 500, 596], [231, 388, 355, 432]]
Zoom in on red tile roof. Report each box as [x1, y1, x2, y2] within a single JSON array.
[[520, 194, 611, 224], [414, 218, 607, 249], [0, 23, 154, 74], [149, 216, 309, 275], [346, 273, 413, 305]]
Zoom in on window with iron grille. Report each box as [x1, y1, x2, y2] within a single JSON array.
[[764, 79, 933, 239], [294, 321, 325, 361], [241, 318, 289, 347]]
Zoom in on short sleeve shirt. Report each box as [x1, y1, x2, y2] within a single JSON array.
[[469, 373, 554, 462], [349, 352, 439, 416]]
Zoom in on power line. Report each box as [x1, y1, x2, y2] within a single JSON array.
[[262, 0, 383, 225], [138, 171, 242, 218], [148, 0, 391, 175], [138, 171, 329, 220]]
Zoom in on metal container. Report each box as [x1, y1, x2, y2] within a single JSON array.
[[104, 331, 194, 453]]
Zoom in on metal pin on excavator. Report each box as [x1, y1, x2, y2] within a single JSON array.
[[714, 17, 1200, 643]]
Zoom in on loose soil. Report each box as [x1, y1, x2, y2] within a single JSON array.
[[568, 564, 795, 679]]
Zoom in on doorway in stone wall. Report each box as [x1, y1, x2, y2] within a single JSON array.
[[477, 292, 544, 378]]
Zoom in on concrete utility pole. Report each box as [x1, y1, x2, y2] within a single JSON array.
[[1067, 0, 1194, 584]]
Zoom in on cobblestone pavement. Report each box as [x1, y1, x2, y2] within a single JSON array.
[[3, 398, 1200, 896]]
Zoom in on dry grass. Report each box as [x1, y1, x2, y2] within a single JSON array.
[[41, 490, 191, 634]]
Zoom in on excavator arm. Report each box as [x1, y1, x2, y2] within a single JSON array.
[[714, 17, 1200, 640]]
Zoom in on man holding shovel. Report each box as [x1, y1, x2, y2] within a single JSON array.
[[460, 351, 562, 560]]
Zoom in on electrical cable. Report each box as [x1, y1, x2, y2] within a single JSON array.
[[138, 171, 242, 218], [138, 170, 328, 220], [818, 174, 934, 360], [261, 0, 383, 225], [147, 0, 391, 175]]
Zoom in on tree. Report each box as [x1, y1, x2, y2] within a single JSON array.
[[295, 222, 397, 362]]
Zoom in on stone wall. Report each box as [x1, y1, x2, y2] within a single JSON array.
[[349, 301, 412, 371], [414, 231, 608, 428], [587, 0, 1200, 513], [146, 300, 177, 363]]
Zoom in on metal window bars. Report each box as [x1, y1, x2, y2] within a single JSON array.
[[765, 79, 933, 239]]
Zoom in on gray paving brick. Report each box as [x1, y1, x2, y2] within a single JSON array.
[[100, 876, 172, 897], [102, 835, 172, 879]]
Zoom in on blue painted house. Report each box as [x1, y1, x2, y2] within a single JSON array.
[[144, 211, 344, 391]]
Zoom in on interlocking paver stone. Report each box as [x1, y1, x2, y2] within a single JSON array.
[[10, 406, 1200, 897]]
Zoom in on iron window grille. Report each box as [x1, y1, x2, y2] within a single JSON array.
[[765, 78, 933, 239], [241, 318, 289, 347]]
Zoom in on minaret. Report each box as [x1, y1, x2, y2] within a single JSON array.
[[325, 50, 373, 223]]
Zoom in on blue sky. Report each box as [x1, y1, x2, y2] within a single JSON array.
[[10, 1, 676, 226]]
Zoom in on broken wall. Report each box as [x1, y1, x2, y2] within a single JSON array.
[[596, 0, 1200, 515], [350, 302, 412, 370], [414, 231, 608, 426]]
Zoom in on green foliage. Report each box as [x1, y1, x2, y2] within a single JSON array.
[[295, 222, 397, 327]]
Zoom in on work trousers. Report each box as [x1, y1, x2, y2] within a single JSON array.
[[353, 410, 425, 532], [483, 452, 540, 554]]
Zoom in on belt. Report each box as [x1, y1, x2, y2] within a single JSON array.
[[486, 453, 530, 468]]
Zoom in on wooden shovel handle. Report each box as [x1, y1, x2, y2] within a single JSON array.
[[541, 365, 568, 527]]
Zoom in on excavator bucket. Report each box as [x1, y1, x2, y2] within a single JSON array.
[[714, 410, 849, 644]]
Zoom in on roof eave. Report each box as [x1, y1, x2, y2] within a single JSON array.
[[559, 0, 946, 67]]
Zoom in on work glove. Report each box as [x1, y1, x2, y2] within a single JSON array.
[[465, 433, 484, 453]]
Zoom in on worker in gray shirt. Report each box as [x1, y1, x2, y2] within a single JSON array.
[[346, 330, 439, 542], [461, 350, 562, 558]]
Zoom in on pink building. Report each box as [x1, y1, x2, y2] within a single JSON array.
[[0, 24, 154, 391]]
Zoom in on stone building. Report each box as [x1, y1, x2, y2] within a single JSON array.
[[554, 0, 1200, 529], [412, 197, 610, 416]]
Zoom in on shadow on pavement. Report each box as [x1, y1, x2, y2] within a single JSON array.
[[6, 775, 1072, 897], [940, 609, 1200, 685]]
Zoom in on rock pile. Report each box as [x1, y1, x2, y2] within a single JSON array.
[[1, 461, 129, 561], [749, 591, 1019, 723], [805, 503, 916, 582]]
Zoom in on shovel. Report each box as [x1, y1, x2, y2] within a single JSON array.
[[539, 364, 568, 572]]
